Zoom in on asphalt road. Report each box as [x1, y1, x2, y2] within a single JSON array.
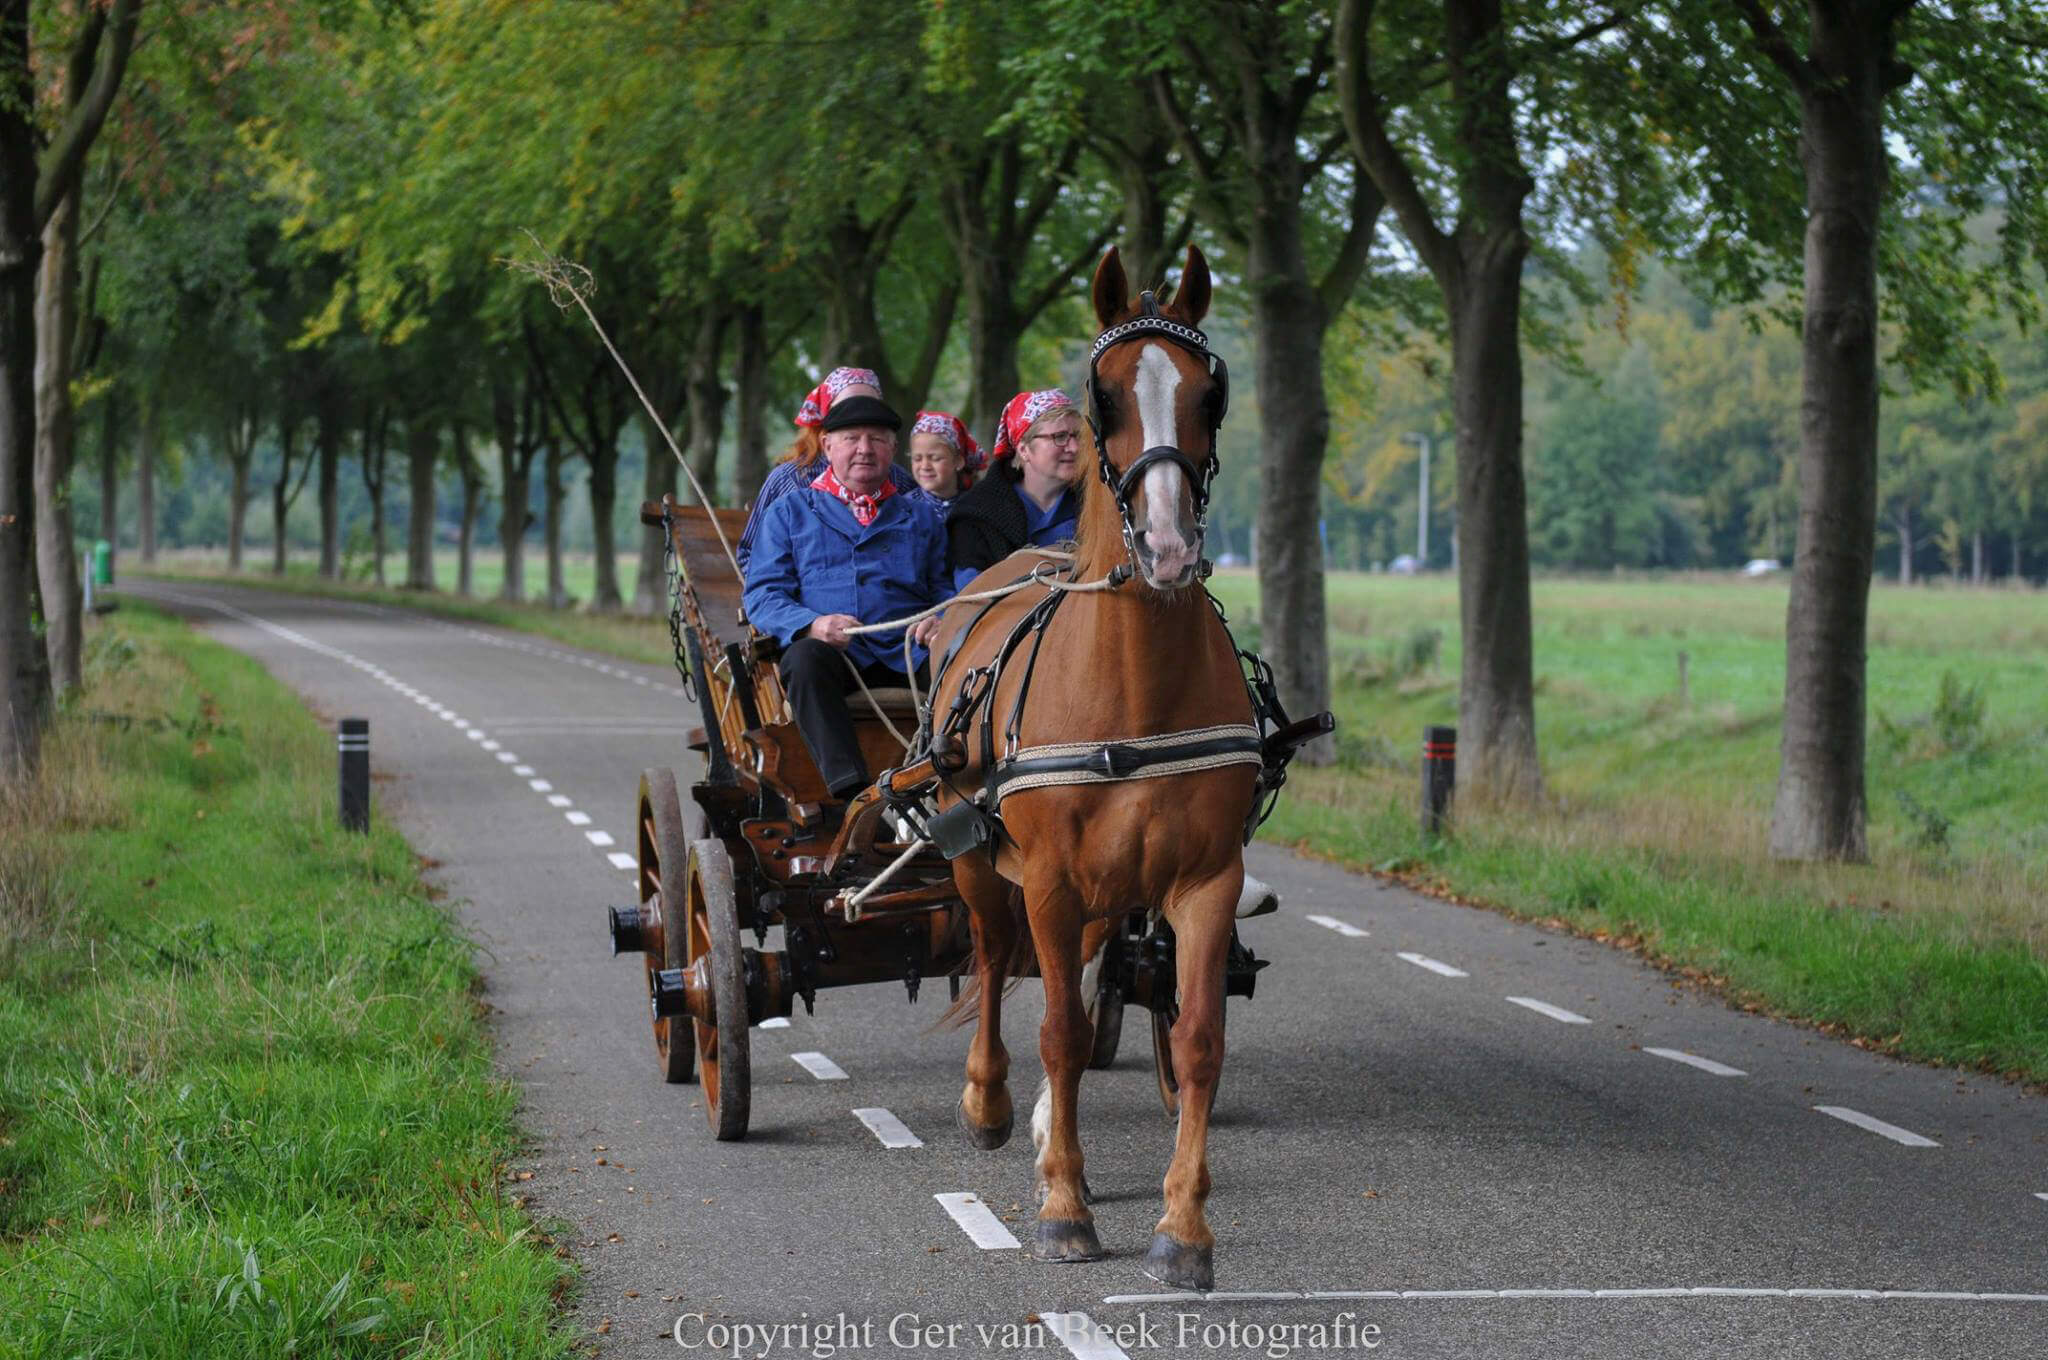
[[133, 579, 2046, 1360]]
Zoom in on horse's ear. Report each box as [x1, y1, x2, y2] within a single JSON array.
[[1176, 244, 1211, 326], [1092, 246, 1130, 327]]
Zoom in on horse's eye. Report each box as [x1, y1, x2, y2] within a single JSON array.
[[1091, 379, 1120, 436]]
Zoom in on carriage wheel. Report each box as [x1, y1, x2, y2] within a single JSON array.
[[638, 769, 705, 1084], [686, 836, 751, 1141], [1087, 931, 1125, 1071]]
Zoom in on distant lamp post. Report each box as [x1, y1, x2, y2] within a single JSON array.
[[1402, 432, 1432, 567]]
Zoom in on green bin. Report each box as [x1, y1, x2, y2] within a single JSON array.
[[92, 539, 112, 587]]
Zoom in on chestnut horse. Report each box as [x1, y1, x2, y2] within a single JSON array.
[[930, 244, 1254, 1291]]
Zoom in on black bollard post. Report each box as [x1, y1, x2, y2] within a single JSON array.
[[338, 718, 370, 832], [1421, 724, 1456, 838]]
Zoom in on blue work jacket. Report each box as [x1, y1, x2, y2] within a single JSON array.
[[743, 487, 949, 673]]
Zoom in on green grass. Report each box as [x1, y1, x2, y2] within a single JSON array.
[[1210, 570, 2048, 1081], [0, 608, 575, 1358]]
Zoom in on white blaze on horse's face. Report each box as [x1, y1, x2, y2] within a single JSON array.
[[1132, 342, 1203, 589]]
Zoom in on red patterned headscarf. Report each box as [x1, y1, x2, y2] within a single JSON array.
[[989, 388, 1075, 462], [810, 465, 897, 527], [911, 410, 985, 474], [794, 367, 883, 429]]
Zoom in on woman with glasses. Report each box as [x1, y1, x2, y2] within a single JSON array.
[[904, 409, 984, 517], [945, 389, 1086, 592], [735, 367, 917, 573]]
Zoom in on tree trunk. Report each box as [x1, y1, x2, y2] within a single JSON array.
[[633, 407, 678, 613], [34, 187, 82, 695], [1893, 506, 1913, 585], [455, 422, 479, 597], [316, 399, 341, 578], [588, 436, 619, 610], [361, 407, 387, 587], [946, 180, 1023, 432], [137, 390, 157, 565], [1971, 528, 1983, 584], [227, 449, 249, 572], [1247, 200, 1336, 764], [1769, 10, 1891, 862], [2012, 529, 2022, 582], [0, 1, 46, 776], [733, 303, 769, 506], [404, 420, 436, 590], [492, 374, 531, 602], [271, 418, 296, 575], [1450, 247, 1541, 798], [684, 309, 729, 505], [544, 441, 567, 609], [98, 388, 118, 565]]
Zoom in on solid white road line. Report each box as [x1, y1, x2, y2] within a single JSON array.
[[566, 811, 592, 826], [933, 1192, 1020, 1250], [1506, 996, 1591, 1024], [606, 851, 637, 871], [1039, 1312, 1131, 1360], [790, 1051, 848, 1080], [1644, 1047, 1747, 1077], [852, 1107, 923, 1149], [1813, 1105, 1940, 1147], [584, 830, 616, 847], [1397, 951, 1467, 978], [1306, 913, 1368, 938], [758, 1017, 791, 1029], [1103, 1288, 2048, 1305]]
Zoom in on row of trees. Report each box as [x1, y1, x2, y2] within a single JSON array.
[[5, 0, 2047, 868]]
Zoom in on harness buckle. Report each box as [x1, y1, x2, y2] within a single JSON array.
[[1092, 743, 1143, 779]]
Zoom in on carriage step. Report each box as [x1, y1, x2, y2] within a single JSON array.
[[608, 904, 648, 955]]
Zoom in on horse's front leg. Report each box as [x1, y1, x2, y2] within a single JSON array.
[[1027, 888, 1103, 1262], [955, 856, 1017, 1149], [1146, 872, 1238, 1291]]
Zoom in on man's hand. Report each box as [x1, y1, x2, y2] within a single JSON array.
[[909, 614, 943, 649], [809, 613, 861, 649]]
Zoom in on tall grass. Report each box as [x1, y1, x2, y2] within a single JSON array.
[[0, 608, 574, 1359]]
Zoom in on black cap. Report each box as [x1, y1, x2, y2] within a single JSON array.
[[820, 394, 902, 432]]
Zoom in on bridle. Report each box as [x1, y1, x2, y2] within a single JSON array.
[[1081, 290, 1230, 573]]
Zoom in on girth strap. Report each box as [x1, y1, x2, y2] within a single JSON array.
[[988, 723, 1263, 806]]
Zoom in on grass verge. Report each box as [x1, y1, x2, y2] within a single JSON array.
[[0, 606, 574, 1358]]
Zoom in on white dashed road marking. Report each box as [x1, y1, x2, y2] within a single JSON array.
[[1644, 1047, 1747, 1077], [1040, 1312, 1131, 1360], [548, 794, 573, 808], [790, 1052, 848, 1081], [606, 852, 638, 871], [758, 1017, 791, 1029], [1397, 952, 1467, 978], [528, 778, 553, 792], [584, 830, 616, 847], [1814, 1106, 1940, 1147], [1305, 913, 1368, 938], [933, 1193, 1020, 1250], [566, 811, 592, 826], [1506, 996, 1590, 1024], [852, 1108, 923, 1149]]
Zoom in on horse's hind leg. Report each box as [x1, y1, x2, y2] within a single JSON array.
[[954, 854, 1017, 1150], [1145, 873, 1238, 1291], [1028, 886, 1105, 1262]]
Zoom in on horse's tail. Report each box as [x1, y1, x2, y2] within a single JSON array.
[[936, 879, 1033, 1030]]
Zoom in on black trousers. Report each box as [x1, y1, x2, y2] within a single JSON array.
[[778, 638, 914, 800]]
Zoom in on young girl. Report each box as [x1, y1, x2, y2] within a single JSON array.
[[904, 409, 983, 517]]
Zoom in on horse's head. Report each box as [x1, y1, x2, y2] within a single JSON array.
[[1085, 244, 1228, 594]]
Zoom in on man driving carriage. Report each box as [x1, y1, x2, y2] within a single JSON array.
[[740, 394, 948, 803]]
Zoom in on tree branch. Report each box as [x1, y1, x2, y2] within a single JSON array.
[[1152, 71, 1237, 239], [1317, 174, 1385, 318], [1287, 25, 1335, 129], [1729, 0, 1817, 89], [1334, 0, 1455, 285], [905, 280, 960, 409], [1021, 218, 1118, 325], [77, 160, 128, 248], [35, 0, 141, 231], [1015, 139, 1081, 245]]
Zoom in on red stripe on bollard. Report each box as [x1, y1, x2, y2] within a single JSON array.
[[1421, 725, 1455, 837]]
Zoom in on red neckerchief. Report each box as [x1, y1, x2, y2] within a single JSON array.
[[810, 466, 896, 527]]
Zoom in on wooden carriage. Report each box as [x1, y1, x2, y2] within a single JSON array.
[[605, 494, 1263, 1141]]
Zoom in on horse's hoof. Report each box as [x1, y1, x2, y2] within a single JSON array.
[[957, 1101, 1013, 1151], [1142, 1233, 1214, 1292], [1033, 1218, 1106, 1263]]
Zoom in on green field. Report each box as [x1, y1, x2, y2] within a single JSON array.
[[0, 608, 572, 1358]]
